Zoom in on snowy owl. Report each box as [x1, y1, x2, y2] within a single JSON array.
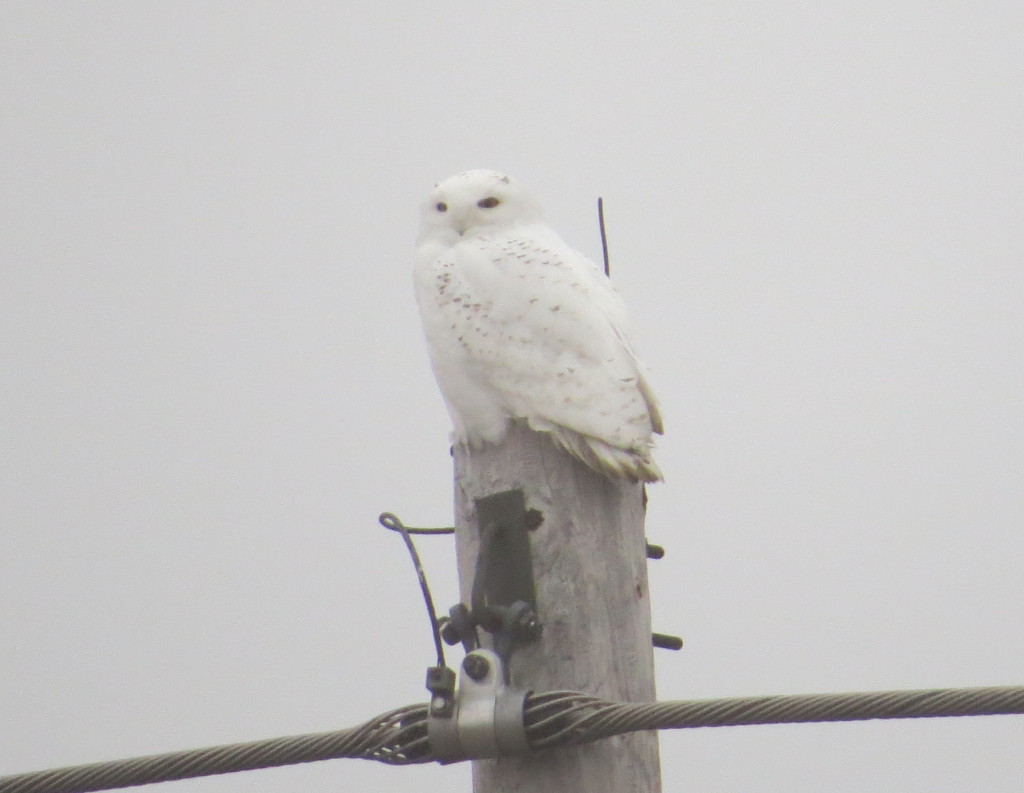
[[414, 170, 663, 482]]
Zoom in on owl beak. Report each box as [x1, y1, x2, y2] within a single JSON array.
[[451, 208, 471, 236]]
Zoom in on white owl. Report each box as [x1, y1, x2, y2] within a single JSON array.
[[414, 170, 663, 482]]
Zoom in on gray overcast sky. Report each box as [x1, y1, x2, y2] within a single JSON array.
[[2, 2, 1022, 791]]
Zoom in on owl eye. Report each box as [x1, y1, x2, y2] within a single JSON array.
[[477, 197, 500, 209], [436, 202, 448, 212]]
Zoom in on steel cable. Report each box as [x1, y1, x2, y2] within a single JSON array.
[[4, 685, 1023, 793], [0, 703, 431, 793], [523, 685, 1024, 748]]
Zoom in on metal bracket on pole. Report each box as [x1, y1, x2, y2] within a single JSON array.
[[428, 649, 530, 764], [438, 489, 544, 679], [471, 489, 540, 624]]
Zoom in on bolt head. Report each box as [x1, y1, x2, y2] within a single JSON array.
[[430, 695, 454, 717], [462, 653, 490, 682], [438, 618, 461, 646], [515, 609, 543, 641], [524, 508, 544, 530]]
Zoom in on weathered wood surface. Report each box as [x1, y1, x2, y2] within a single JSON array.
[[453, 420, 661, 793]]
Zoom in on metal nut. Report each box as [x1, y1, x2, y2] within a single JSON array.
[[462, 653, 491, 682]]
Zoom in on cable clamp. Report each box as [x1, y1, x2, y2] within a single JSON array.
[[428, 649, 530, 763]]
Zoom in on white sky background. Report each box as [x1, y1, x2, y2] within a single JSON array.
[[2, 2, 1022, 791]]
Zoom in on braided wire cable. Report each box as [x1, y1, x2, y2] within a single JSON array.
[[0, 703, 431, 793], [523, 685, 1024, 748], [4, 685, 1024, 793]]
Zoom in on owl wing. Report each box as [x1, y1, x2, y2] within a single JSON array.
[[427, 223, 662, 480]]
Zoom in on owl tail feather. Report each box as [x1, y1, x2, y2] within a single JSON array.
[[548, 427, 664, 483]]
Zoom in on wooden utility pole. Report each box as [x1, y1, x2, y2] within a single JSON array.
[[453, 420, 662, 793]]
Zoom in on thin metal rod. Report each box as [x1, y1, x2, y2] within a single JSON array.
[[652, 633, 683, 651], [597, 197, 610, 276]]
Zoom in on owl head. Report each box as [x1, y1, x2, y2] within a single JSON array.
[[419, 170, 544, 243]]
